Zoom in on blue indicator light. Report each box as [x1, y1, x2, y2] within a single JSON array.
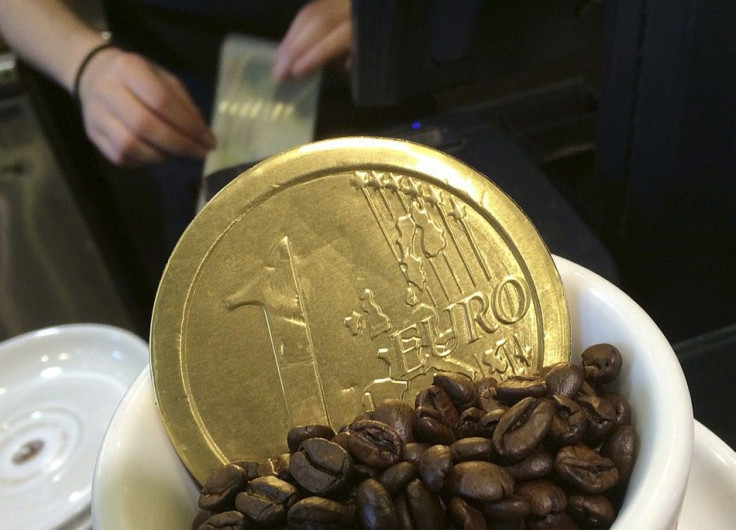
[[411, 121, 421, 130]]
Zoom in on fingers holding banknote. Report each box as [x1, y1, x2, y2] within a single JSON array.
[[273, 0, 352, 82], [77, 46, 216, 166]]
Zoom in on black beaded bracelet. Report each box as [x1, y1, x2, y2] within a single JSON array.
[[72, 42, 115, 102]]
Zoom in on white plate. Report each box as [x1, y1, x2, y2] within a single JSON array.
[[678, 421, 736, 528], [0, 324, 148, 529]]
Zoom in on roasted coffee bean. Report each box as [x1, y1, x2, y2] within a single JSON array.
[[577, 395, 617, 446], [235, 476, 297, 526], [479, 495, 530, 521], [548, 395, 587, 448], [578, 380, 597, 397], [434, 373, 477, 410], [232, 497, 288, 528], [353, 411, 375, 424], [418, 444, 453, 493], [356, 478, 398, 530], [287, 424, 336, 453], [450, 437, 493, 462], [348, 419, 403, 469], [604, 392, 632, 426], [289, 437, 353, 496], [602, 425, 636, 484], [447, 496, 488, 530], [380, 462, 417, 496], [287, 496, 355, 530], [198, 463, 249, 511], [405, 478, 446, 530], [555, 445, 619, 494], [476, 407, 506, 438], [415, 385, 459, 426], [196, 510, 249, 530], [477, 385, 503, 413], [568, 494, 616, 528], [544, 363, 586, 399], [493, 397, 555, 462], [503, 449, 553, 482], [474, 376, 498, 396], [488, 521, 526, 530], [229, 461, 260, 482], [192, 510, 213, 530], [394, 494, 415, 530], [495, 375, 548, 405], [516, 480, 567, 518], [245, 476, 298, 505], [527, 512, 577, 529], [353, 463, 381, 481], [413, 408, 457, 445], [373, 400, 415, 444], [456, 407, 485, 439], [581, 344, 622, 385], [402, 442, 429, 465], [191, 349, 636, 530], [331, 430, 351, 451], [258, 453, 292, 481], [446, 461, 514, 503]]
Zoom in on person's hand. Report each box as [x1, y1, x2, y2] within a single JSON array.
[[273, 0, 352, 81], [76, 46, 216, 167]]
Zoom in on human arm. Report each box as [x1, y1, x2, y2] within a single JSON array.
[[273, 0, 352, 81], [0, 0, 215, 166], [0, 0, 105, 92]]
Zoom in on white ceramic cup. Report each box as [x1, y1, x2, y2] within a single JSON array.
[[92, 257, 694, 529]]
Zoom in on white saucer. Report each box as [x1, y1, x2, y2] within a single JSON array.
[[0, 324, 148, 529], [678, 421, 736, 527]]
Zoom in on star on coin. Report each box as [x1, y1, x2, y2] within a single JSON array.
[[382, 172, 402, 193], [350, 171, 370, 190], [448, 196, 467, 221], [421, 183, 443, 207], [366, 171, 383, 189], [401, 177, 422, 200]]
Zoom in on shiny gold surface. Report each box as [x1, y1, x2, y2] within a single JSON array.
[[151, 137, 570, 483]]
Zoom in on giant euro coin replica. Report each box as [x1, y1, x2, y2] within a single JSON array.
[[151, 137, 570, 483]]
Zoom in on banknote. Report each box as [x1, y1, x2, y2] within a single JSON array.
[[203, 34, 322, 177]]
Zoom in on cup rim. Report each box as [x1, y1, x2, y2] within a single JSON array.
[[554, 257, 694, 529]]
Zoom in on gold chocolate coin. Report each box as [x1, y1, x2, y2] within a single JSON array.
[[151, 137, 570, 483]]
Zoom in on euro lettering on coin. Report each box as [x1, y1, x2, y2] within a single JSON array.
[[151, 137, 570, 483]]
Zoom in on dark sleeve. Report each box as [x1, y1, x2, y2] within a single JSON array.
[[103, 0, 308, 85]]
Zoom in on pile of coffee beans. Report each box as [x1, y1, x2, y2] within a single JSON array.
[[192, 343, 636, 529]]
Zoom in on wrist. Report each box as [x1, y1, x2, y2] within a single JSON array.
[[59, 26, 111, 92], [72, 41, 115, 103]]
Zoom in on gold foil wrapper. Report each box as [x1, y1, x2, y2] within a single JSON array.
[[151, 137, 570, 483]]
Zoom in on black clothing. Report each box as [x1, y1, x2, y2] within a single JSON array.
[[91, 1, 308, 328]]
